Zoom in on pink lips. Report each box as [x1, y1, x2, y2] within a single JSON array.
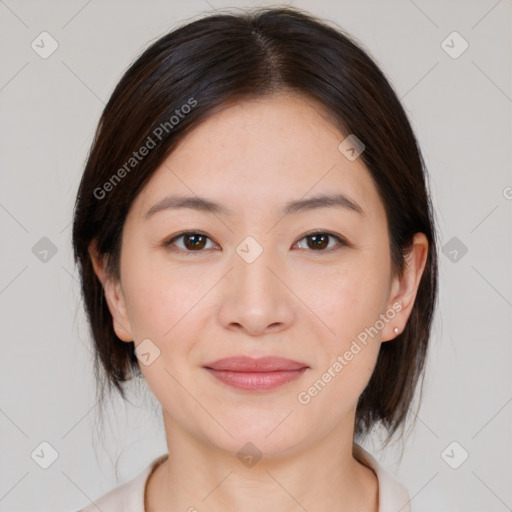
[[203, 356, 309, 392]]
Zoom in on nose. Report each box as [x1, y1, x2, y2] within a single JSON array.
[[217, 241, 296, 337]]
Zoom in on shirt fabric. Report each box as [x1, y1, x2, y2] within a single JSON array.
[[79, 443, 411, 512]]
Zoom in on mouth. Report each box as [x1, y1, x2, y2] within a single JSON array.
[[203, 356, 309, 392]]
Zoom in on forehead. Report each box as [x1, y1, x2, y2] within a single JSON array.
[[132, 93, 384, 222]]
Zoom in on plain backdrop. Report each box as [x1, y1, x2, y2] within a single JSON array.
[[0, 0, 511, 511]]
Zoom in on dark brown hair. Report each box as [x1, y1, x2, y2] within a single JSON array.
[[72, 6, 439, 447]]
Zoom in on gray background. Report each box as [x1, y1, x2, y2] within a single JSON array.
[[0, 0, 511, 510]]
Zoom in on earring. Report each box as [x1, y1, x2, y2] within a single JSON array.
[[393, 327, 399, 333]]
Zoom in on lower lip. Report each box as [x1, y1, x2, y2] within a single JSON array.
[[205, 368, 308, 391]]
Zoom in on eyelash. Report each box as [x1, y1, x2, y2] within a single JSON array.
[[162, 230, 348, 256]]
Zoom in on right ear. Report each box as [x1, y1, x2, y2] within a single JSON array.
[[88, 239, 134, 343]]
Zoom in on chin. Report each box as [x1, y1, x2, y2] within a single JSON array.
[[201, 418, 309, 461]]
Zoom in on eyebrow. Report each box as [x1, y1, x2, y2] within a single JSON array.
[[144, 192, 365, 219]]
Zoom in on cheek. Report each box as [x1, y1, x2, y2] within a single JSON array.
[[295, 342, 379, 437], [312, 253, 389, 402], [124, 264, 207, 406], [300, 254, 389, 344], [121, 255, 209, 341]]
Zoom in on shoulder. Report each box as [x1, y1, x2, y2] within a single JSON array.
[[353, 444, 459, 512], [353, 443, 411, 512], [77, 454, 168, 512]]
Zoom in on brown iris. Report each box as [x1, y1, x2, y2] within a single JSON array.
[[305, 233, 330, 250], [182, 233, 208, 250]]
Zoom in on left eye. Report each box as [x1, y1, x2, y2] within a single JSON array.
[[294, 232, 345, 252]]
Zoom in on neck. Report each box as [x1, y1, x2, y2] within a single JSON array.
[[145, 414, 378, 512]]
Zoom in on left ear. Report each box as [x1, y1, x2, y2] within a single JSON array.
[[381, 232, 429, 342]]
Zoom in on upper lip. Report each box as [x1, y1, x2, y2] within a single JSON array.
[[203, 356, 309, 372]]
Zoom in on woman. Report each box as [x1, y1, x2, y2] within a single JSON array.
[[73, 6, 438, 511]]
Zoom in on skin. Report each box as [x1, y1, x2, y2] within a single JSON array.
[[89, 92, 428, 512]]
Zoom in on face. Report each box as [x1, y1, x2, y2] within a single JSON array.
[[92, 93, 425, 458]]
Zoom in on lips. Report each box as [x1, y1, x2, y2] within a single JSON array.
[[203, 356, 309, 372], [203, 356, 309, 392]]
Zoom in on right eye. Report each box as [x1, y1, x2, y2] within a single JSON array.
[[163, 231, 218, 255]]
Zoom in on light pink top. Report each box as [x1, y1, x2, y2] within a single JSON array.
[[79, 443, 411, 512]]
